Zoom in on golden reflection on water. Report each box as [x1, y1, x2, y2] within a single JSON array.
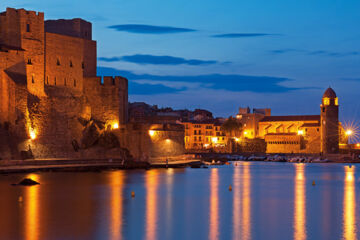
[[343, 166, 357, 240], [241, 162, 251, 240], [209, 168, 219, 240], [166, 169, 174, 235], [232, 166, 241, 240], [145, 170, 159, 240], [109, 171, 125, 240], [24, 173, 40, 240], [294, 164, 306, 240]]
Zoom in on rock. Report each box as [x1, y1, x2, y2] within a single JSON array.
[[14, 178, 40, 186]]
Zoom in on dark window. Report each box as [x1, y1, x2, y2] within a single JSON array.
[[46, 76, 49, 84], [54, 77, 57, 85], [82, 62, 85, 69], [317, 128, 319, 132], [57, 59, 61, 66], [27, 59, 32, 65], [322, 107, 325, 112], [26, 24, 30, 32], [70, 61, 73, 67], [74, 79, 76, 87], [31, 75, 34, 83]]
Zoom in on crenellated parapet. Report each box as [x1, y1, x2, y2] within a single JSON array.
[[83, 76, 128, 125]]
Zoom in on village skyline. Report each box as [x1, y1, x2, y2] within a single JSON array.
[[2, 0, 360, 121]]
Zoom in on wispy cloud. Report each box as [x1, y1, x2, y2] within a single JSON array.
[[98, 54, 219, 65], [271, 49, 360, 57], [108, 24, 196, 34], [212, 33, 274, 38], [97, 66, 312, 95]]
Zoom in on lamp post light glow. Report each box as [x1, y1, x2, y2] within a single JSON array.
[[112, 122, 119, 129], [297, 130, 304, 136], [29, 129, 36, 140], [212, 137, 218, 143], [149, 130, 155, 137], [345, 130, 353, 136]]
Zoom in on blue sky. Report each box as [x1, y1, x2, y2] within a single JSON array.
[[2, 0, 360, 123]]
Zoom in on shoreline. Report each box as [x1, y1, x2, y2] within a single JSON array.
[[0, 153, 359, 174], [0, 158, 202, 174]]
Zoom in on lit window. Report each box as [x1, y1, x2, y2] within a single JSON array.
[[335, 98, 339, 106], [323, 97, 330, 105]]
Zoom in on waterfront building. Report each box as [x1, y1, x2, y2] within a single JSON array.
[[182, 120, 227, 152]]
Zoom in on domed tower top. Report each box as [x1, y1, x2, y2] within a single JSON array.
[[323, 87, 337, 99], [322, 87, 338, 106]]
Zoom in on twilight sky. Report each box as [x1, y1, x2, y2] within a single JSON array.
[[2, 0, 360, 123]]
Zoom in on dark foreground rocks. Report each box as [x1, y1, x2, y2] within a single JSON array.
[[12, 178, 40, 186]]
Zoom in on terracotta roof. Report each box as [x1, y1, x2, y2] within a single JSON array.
[[301, 122, 320, 127], [265, 133, 297, 136], [323, 87, 337, 98], [260, 115, 320, 122]]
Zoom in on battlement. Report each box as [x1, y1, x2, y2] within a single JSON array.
[[45, 18, 92, 40], [2, 8, 44, 18], [85, 76, 128, 89]]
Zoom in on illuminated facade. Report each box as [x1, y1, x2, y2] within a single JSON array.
[[258, 87, 344, 154], [182, 121, 227, 151], [0, 8, 128, 158]]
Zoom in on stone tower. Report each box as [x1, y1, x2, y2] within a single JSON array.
[[320, 87, 339, 154], [0, 8, 45, 96]]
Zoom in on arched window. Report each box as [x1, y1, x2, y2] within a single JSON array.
[[70, 60, 73, 67], [57, 58, 61, 66], [31, 75, 35, 83], [26, 24, 30, 32]]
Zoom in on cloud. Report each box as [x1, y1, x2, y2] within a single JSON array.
[[212, 33, 273, 38], [98, 54, 218, 65], [108, 24, 196, 34], [271, 49, 360, 57], [97, 66, 311, 95], [270, 49, 305, 54], [308, 50, 360, 57]]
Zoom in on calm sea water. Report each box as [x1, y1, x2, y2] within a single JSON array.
[[0, 162, 359, 240]]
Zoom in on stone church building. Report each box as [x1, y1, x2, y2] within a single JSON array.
[[247, 88, 344, 154]]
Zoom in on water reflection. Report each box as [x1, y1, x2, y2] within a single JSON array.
[[232, 166, 241, 240], [166, 169, 174, 238], [294, 164, 306, 240], [109, 171, 125, 240], [24, 173, 40, 240], [241, 163, 251, 240], [146, 170, 159, 240], [209, 168, 219, 240], [343, 166, 357, 240]]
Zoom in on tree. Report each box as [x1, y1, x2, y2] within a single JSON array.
[[221, 117, 242, 137]]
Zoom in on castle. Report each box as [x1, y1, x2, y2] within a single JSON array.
[[0, 8, 184, 160]]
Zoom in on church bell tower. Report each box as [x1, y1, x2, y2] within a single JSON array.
[[320, 87, 339, 154]]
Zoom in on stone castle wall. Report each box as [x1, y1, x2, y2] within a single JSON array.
[[0, 8, 134, 160], [45, 32, 85, 92]]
